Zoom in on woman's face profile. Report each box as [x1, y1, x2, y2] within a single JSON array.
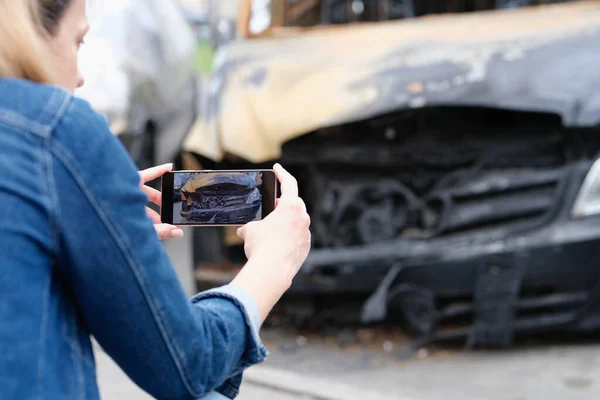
[[46, 0, 89, 92]]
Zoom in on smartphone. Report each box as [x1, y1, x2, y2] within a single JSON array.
[[160, 169, 277, 226]]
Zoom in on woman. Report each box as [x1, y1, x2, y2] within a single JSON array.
[[0, 0, 311, 399]]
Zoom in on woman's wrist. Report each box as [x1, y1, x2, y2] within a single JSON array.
[[229, 256, 291, 325]]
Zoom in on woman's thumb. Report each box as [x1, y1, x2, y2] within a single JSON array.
[[237, 221, 259, 239]]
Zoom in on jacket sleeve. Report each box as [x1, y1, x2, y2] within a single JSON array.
[[49, 96, 267, 400]]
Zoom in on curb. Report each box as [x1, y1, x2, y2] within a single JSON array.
[[243, 365, 419, 400]]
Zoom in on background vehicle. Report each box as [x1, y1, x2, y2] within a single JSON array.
[[181, 0, 600, 347], [76, 0, 199, 170]]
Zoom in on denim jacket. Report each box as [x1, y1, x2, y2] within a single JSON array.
[[0, 78, 268, 400]]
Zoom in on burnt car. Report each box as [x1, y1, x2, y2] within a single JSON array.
[[76, 0, 199, 170], [179, 173, 262, 224], [181, 0, 600, 347]]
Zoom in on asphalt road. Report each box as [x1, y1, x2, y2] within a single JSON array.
[[95, 330, 600, 400], [147, 233, 600, 400], [95, 347, 308, 400], [259, 328, 600, 400]]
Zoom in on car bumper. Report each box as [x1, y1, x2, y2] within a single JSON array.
[[293, 214, 600, 294], [181, 203, 260, 224]]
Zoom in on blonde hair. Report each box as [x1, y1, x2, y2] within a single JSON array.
[[0, 0, 58, 84]]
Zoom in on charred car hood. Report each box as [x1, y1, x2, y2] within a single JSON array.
[[181, 173, 256, 193], [184, 1, 600, 163]]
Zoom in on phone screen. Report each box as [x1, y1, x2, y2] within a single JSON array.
[[160, 170, 277, 226]]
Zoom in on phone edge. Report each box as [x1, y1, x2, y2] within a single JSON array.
[[162, 169, 277, 227]]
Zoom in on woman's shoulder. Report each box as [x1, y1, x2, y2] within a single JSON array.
[[0, 77, 108, 143], [0, 77, 133, 172], [0, 78, 73, 135], [0, 77, 114, 143]]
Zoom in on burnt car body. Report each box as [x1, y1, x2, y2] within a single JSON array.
[[76, 0, 199, 170], [179, 173, 261, 224], [182, 0, 600, 346]]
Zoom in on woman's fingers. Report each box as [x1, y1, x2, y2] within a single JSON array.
[[297, 198, 307, 213], [142, 185, 162, 206], [154, 223, 184, 240], [237, 221, 256, 239], [146, 207, 183, 239], [139, 163, 173, 184], [146, 207, 162, 224], [273, 163, 298, 202]]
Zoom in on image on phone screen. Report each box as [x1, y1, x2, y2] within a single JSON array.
[[161, 170, 277, 226]]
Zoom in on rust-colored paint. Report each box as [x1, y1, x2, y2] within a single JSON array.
[[406, 81, 425, 94]]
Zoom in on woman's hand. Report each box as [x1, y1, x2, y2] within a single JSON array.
[[139, 163, 184, 240], [231, 163, 311, 324]]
